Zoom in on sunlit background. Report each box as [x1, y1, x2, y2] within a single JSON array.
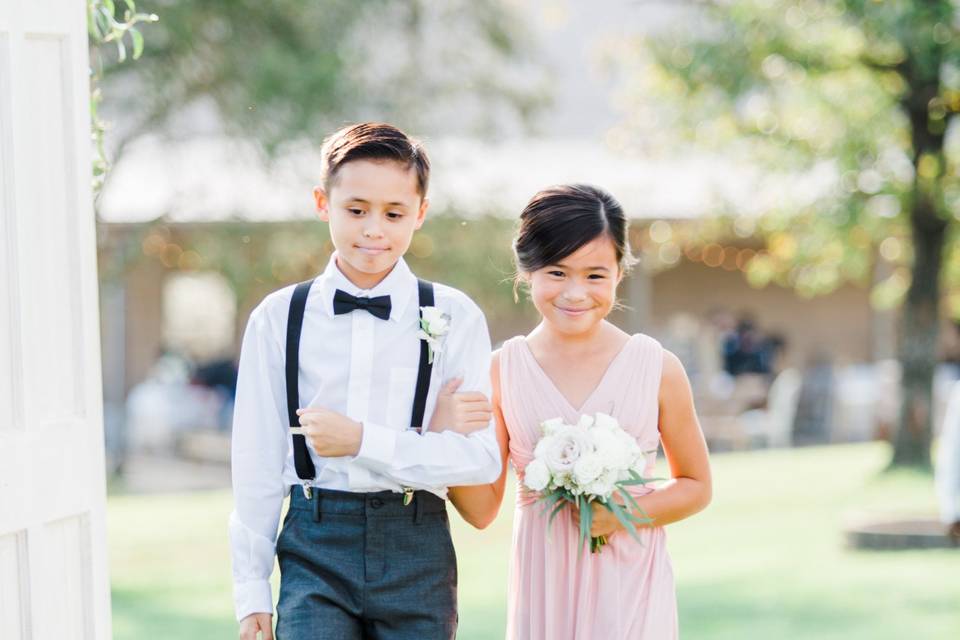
[[91, 0, 960, 637]]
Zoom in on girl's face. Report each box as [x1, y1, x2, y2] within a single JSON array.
[[524, 235, 622, 336]]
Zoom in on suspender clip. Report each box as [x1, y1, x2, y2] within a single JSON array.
[[402, 487, 414, 506], [302, 483, 313, 500]]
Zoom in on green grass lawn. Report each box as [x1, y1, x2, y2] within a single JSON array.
[[108, 442, 960, 639]]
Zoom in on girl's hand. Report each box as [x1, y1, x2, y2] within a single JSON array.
[[428, 378, 493, 434], [572, 499, 625, 538], [239, 612, 273, 640], [294, 408, 362, 457]]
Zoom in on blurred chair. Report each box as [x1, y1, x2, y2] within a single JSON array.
[[737, 368, 802, 448], [697, 372, 773, 450], [831, 363, 880, 443]]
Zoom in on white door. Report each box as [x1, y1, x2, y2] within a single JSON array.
[[0, 1, 111, 639]]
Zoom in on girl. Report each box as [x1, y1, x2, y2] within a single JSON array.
[[435, 184, 712, 639]]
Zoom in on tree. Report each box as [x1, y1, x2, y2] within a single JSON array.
[[614, 0, 960, 467], [88, 0, 158, 191], [98, 0, 548, 159]]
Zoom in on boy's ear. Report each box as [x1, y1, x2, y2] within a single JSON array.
[[414, 197, 430, 230], [313, 186, 330, 221]]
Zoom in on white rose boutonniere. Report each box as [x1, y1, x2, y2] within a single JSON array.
[[418, 306, 450, 364]]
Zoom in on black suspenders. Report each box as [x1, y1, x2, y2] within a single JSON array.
[[285, 280, 317, 481], [285, 278, 437, 483], [409, 278, 435, 433]]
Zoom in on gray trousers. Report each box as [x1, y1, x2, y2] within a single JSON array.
[[276, 488, 458, 640]]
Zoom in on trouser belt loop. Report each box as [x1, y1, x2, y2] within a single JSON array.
[[414, 492, 424, 524], [312, 489, 322, 523]]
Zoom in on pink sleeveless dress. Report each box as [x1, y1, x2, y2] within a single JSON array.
[[500, 334, 678, 640]]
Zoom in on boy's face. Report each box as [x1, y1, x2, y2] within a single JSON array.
[[314, 159, 429, 288]]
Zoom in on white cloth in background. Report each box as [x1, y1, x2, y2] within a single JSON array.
[[936, 380, 960, 525]]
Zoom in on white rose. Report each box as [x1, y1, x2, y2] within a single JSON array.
[[591, 429, 630, 471], [615, 430, 643, 458], [591, 428, 620, 459], [592, 412, 619, 431], [573, 453, 604, 486], [420, 306, 450, 336], [585, 471, 618, 499], [420, 305, 441, 323], [542, 426, 594, 474], [534, 434, 555, 460], [577, 414, 595, 429], [430, 317, 449, 335], [541, 417, 565, 435], [523, 459, 551, 492]]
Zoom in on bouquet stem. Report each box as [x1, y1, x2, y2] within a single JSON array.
[[590, 535, 608, 553]]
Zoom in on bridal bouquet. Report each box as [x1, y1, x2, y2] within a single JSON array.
[[522, 412, 655, 553]]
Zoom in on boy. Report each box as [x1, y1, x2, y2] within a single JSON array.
[[231, 123, 501, 640]]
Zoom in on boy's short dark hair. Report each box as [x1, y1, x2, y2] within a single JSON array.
[[320, 122, 430, 196]]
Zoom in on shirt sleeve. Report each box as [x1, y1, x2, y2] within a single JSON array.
[[351, 297, 502, 488], [228, 305, 290, 622]]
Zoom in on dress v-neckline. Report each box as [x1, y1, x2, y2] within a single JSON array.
[[519, 335, 636, 415]]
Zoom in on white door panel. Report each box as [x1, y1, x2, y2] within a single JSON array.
[[0, 1, 111, 638]]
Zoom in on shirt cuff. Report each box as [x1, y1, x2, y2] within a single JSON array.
[[353, 421, 398, 473], [234, 579, 273, 622]]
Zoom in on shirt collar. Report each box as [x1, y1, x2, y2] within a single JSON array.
[[316, 252, 416, 322]]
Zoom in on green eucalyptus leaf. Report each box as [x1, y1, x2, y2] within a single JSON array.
[[130, 28, 144, 60]]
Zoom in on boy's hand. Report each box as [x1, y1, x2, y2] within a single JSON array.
[[239, 612, 273, 640], [428, 378, 493, 434], [295, 408, 363, 457]]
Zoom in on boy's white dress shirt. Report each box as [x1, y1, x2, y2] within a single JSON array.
[[229, 255, 501, 621]]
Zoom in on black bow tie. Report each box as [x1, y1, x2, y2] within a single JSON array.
[[333, 289, 392, 320]]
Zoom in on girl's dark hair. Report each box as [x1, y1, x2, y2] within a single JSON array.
[[513, 184, 636, 289]]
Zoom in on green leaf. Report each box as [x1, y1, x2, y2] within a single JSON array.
[[615, 489, 654, 526], [578, 495, 592, 557], [115, 39, 126, 62], [539, 490, 564, 511], [130, 28, 144, 60], [547, 498, 568, 529], [95, 7, 113, 40], [621, 470, 664, 486], [540, 490, 560, 503], [608, 501, 643, 543], [616, 487, 642, 514]]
